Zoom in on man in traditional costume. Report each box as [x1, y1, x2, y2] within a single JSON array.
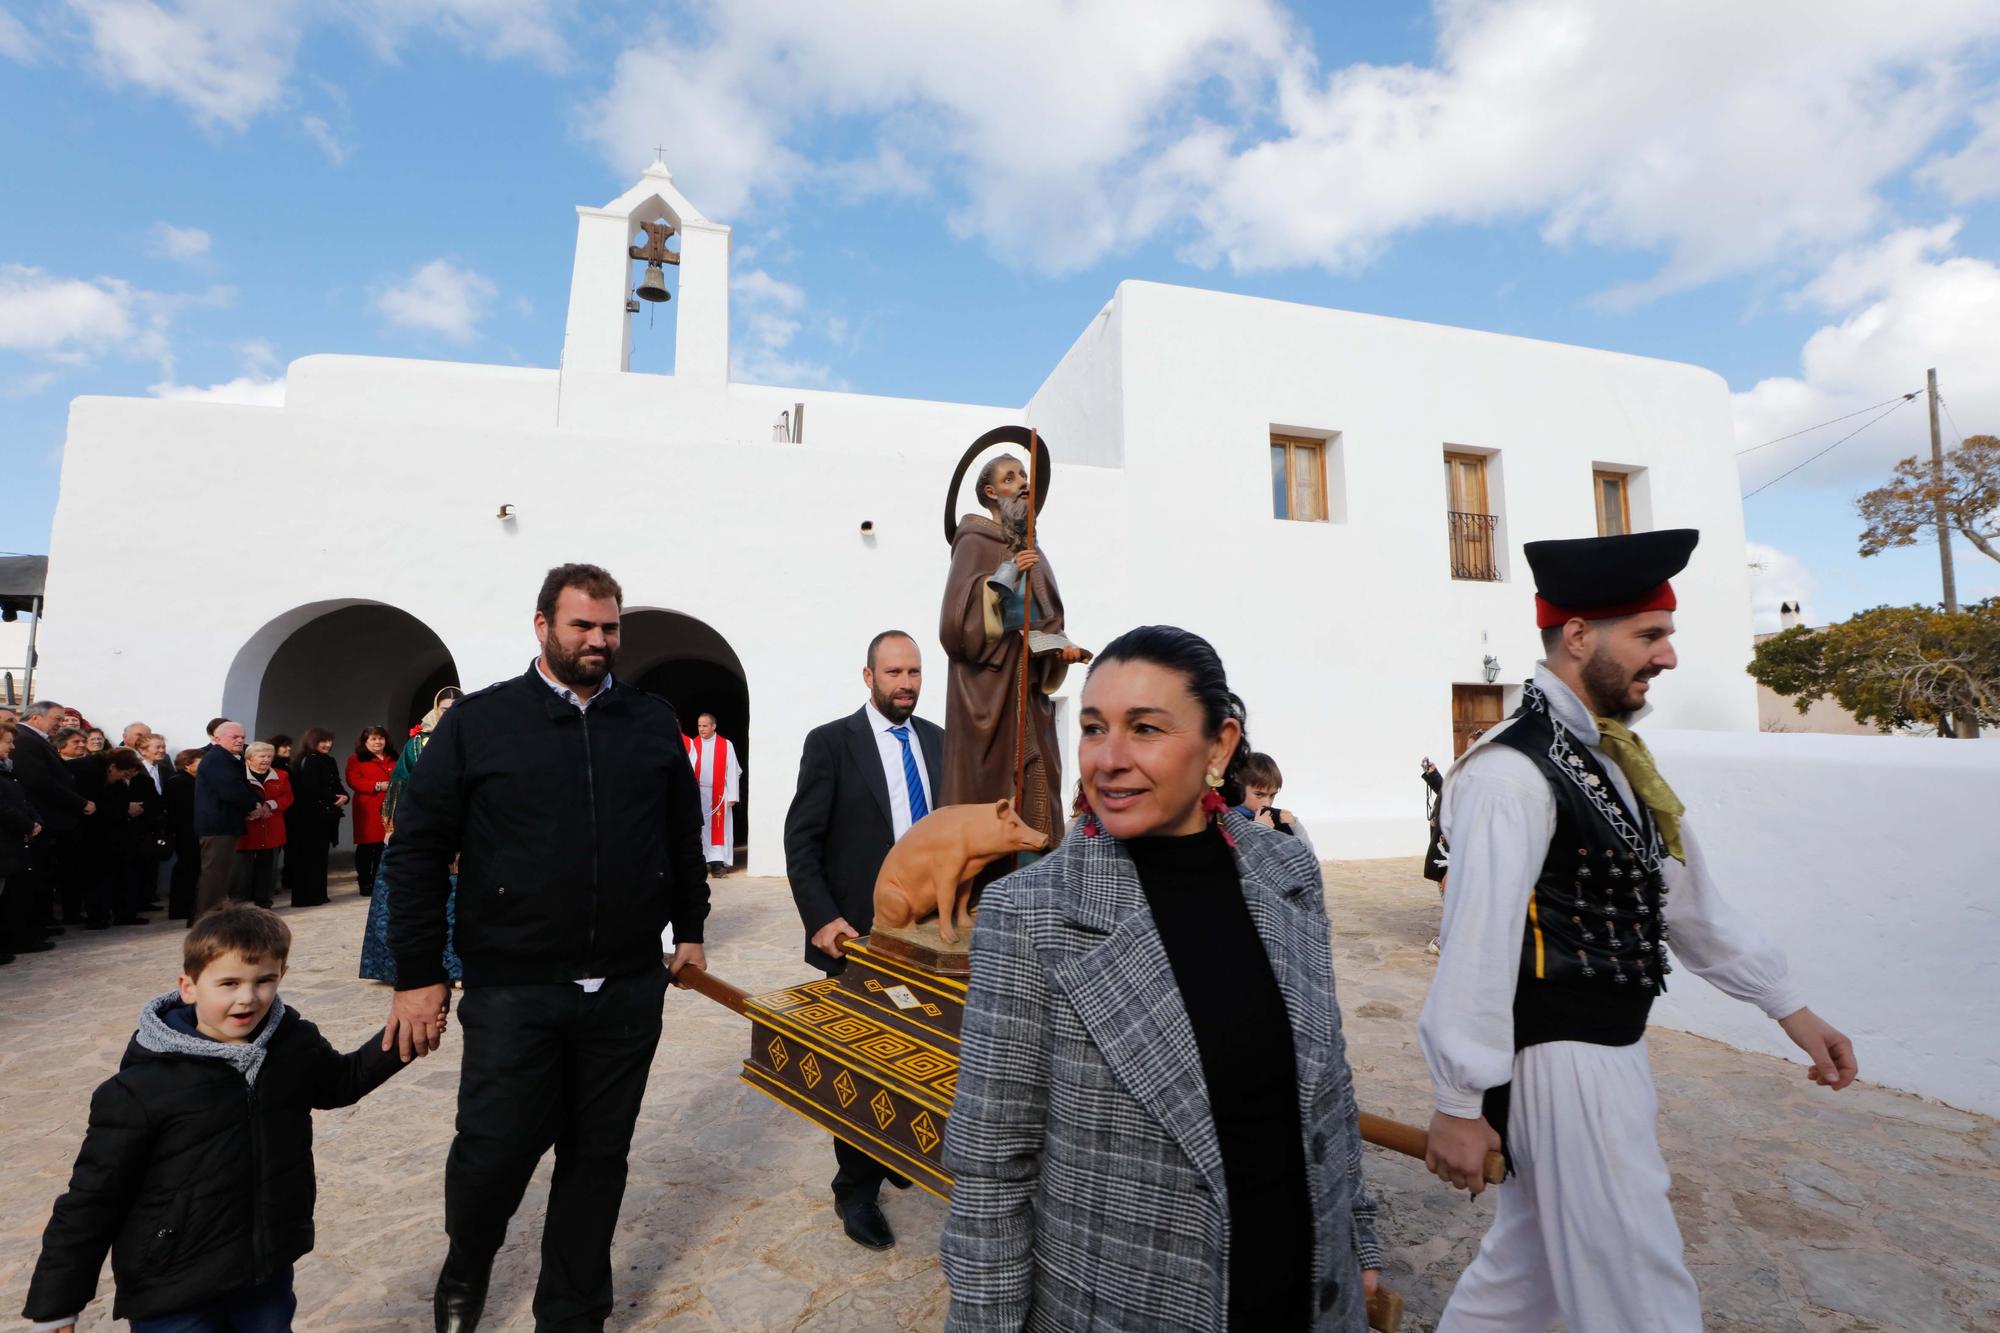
[[683, 713, 740, 875], [1420, 528, 1858, 1331], [939, 452, 1085, 841]]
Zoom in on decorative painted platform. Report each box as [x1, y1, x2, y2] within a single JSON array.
[[739, 937, 967, 1200]]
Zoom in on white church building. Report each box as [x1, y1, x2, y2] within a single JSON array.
[[40, 160, 1757, 868]]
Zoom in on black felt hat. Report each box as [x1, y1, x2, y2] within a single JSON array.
[[1525, 529, 1699, 627]]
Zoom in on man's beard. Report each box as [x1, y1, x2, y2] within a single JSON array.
[[871, 681, 917, 724], [995, 492, 1031, 550], [1582, 645, 1653, 718], [545, 635, 616, 690]]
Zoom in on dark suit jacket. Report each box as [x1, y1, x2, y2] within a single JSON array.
[[783, 706, 944, 972], [11, 726, 87, 832], [194, 745, 256, 838]]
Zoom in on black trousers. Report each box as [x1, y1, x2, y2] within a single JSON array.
[[445, 964, 669, 1332], [354, 841, 383, 896], [287, 818, 330, 906], [168, 840, 200, 919], [231, 848, 278, 907]]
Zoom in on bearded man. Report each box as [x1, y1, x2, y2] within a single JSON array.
[[939, 452, 1085, 841], [383, 562, 712, 1332], [1419, 529, 1858, 1331]]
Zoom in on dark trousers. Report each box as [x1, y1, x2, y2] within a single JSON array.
[[288, 819, 330, 906], [445, 963, 669, 1331], [231, 847, 278, 907], [125, 840, 161, 909], [168, 840, 200, 919], [194, 835, 238, 921], [354, 841, 383, 896], [0, 873, 39, 953], [129, 1264, 295, 1332]]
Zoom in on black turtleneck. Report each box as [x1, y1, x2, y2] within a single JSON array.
[[1127, 826, 1312, 1330]]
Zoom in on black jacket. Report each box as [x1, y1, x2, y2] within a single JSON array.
[[194, 745, 256, 838], [288, 750, 344, 841], [23, 997, 404, 1324], [11, 726, 87, 832], [383, 665, 711, 989], [163, 771, 197, 849], [0, 768, 35, 875], [783, 706, 945, 971]]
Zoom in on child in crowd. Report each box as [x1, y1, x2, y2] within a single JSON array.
[[1236, 751, 1316, 858], [23, 906, 413, 1332]]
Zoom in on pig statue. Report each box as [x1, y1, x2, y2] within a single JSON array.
[[873, 799, 1051, 945]]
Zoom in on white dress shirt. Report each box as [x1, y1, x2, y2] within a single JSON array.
[[865, 699, 934, 842], [1418, 664, 1806, 1118]]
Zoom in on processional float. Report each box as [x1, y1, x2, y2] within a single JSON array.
[[677, 427, 1499, 1333]]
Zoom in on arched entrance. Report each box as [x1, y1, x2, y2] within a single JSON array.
[[621, 608, 749, 864], [222, 600, 459, 845]]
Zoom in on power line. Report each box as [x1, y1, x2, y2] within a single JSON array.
[[1736, 392, 1919, 456], [1937, 391, 1966, 450], [1742, 393, 1920, 501]]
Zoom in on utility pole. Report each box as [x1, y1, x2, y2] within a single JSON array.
[[1926, 368, 1975, 738]]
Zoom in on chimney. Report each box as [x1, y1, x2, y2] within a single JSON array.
[[1779, 601, 1803, 630]]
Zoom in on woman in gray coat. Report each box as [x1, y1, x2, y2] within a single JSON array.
[[942, 626, 1380, 1332]]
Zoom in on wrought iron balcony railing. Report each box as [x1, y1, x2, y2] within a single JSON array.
[[1448, 511, 1501, 581]]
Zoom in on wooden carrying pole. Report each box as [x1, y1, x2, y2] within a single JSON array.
[[1013, 430, 1039, 810], [676, 962, 1502, 1183]]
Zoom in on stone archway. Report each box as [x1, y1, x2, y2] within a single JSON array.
[[221, 599, 459, 845], [620, 608, 749, 862]]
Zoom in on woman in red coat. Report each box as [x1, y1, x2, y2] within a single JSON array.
[[346, 727, 397, 897], [233, 741, 294, 908]]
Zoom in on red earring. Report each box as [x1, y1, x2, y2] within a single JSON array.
[[1202, 773, 1237, 847], [1073, 788, 1101, 837]]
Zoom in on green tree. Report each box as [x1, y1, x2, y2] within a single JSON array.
[[1857, 433, 2000, 565], [1747, 599, 2000, 738]]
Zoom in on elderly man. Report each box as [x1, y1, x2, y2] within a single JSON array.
[[13, 700, 93, 934], [193, 720, 259, 922]]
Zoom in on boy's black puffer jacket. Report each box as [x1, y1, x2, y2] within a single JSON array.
[[23, 994, 404, 1324]]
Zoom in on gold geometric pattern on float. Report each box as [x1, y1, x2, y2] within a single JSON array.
[[863, 978, 884, 991], [799, 1052, 822, 1089], [858, 1033, 916, 1061], [790, 1003, 844, 1026], [822, 1016, 874, 1043], [871, 1088, 897, 1130], [894, 1050, 954, 1082], [934, 1073, 957, 1100], [833, 1069, 858, 1108], [766, 1034, 789, 1073], [911, 1110, 940, 1154], [921, 1002, 943, 1017]]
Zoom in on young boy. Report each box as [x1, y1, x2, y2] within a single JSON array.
[[1236, 751, 1316, 858], [23, 906, 412, 1331]]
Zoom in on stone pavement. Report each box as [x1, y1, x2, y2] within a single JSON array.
[[1, 861, 1994, 1331]]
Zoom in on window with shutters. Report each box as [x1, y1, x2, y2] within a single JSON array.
[[1444, 450, 1500, 581], [1270, 433, 1329, 522]]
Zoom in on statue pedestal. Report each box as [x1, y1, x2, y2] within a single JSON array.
[[737, 936, 967, 1199], [865, 919, 973, 979]]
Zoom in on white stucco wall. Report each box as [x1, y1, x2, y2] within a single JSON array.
[[1647, 729, 2000, 1116]]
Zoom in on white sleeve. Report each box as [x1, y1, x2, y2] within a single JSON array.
[[725, 741, 741, 801], [1417, 748, 1555, 1118], [1662, 821, 1805, 1020]]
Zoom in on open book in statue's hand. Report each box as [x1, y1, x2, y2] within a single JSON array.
[[1028, 629, 1092, 662]]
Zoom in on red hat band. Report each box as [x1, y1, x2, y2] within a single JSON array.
[[1535, 581, 1677, 630]]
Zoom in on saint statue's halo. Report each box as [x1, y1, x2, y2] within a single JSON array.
[[943, 424, 1054, 547]]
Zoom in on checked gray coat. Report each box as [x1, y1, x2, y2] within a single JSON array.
[[941, 812, 1381, 1332]]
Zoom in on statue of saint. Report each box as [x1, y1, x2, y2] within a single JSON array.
[[939, 444, 1088, 842]]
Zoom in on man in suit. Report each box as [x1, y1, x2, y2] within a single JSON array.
[[12, 700, 93, 937], [783, 629, 944, 1251]]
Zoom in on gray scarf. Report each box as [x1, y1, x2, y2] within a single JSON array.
[[136, 989, 288, 1089]]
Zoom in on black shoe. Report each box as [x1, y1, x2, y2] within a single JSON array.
[[43, 924, 65, 935], [836, 1196, 895, 1250], [83, 920, 111, 930], [20, 939, 55, 953], [114, 916, 148, 926], [139, 901, 163, 912], [433, 1263, 490, 1333], [0, 952, 14, 965]]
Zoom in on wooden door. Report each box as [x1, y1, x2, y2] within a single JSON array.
[[1452, 684, 1504, 757]]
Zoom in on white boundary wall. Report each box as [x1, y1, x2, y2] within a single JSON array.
[[1646, 729, 2000, 1117]]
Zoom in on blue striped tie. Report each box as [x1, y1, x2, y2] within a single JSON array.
[[891, 725, 929, 824]]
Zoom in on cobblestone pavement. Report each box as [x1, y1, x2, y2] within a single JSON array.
[[3, 862, 1995, 1331]]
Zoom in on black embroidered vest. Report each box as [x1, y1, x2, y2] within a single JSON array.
[[1489, 683, 1671, 1051]]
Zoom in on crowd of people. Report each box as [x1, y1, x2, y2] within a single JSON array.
[[0, 702, 419, 965]]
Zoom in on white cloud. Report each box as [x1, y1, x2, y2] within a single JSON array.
[[0, 265, 136, 352], [579, 1, 2000, 287], [63, 0, 565, 128], [1733, 224, 2000, 493], [300, 114, 349, 165], [375, 258, 498, 341], [728, 266, 839, 387], [148, 372, 285, 405], [1918, 98, 2000, 203], [0, 8, 40, 61], [150, 221, 212, 260], [1746, 542, 1817, 632], [2, 369, 58, 398]]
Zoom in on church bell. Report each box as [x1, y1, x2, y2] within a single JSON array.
[[635, 262, 670, 303]]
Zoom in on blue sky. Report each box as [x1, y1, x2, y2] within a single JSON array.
[[3, 1, 1998, 627]]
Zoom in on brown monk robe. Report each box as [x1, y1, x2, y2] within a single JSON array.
[[938, 456, 1079, 842]]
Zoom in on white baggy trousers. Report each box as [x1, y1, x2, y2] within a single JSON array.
[[1438, 1039, 1703, 1332]]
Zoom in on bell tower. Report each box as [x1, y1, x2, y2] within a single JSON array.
[[561, 156, 731, 381]]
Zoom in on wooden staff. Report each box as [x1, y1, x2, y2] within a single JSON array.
[[1013, 429, 1039, 813]]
